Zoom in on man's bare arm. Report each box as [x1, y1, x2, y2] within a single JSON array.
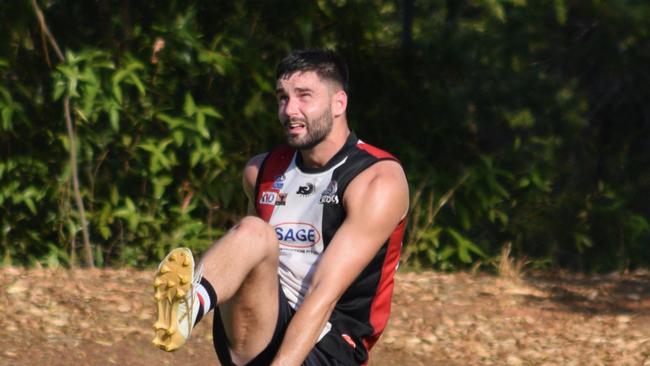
[[271, 160, 409, 366], [242, 153, 268, 216]]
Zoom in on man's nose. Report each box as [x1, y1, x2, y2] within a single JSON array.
[[284, 97, 299, 117]]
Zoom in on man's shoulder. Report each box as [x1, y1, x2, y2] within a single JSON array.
[[344, 139, 408, 209], [244, 144, 297, 188], [247, 144, 296, 169], [355, 139, 401, 164], [353, 139, 399, 161], [343, 160, 409, 223], [245, 152, 269, 170], [349, 139, 404, 179]]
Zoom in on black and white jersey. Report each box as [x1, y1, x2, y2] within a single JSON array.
[[255, 132, 406, 365]]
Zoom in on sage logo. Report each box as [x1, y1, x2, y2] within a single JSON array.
[[319, 180, 339, 204], [274, 222, 321, 248], [296, 183, 315, 196]]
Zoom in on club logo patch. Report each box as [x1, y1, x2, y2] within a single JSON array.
[[275, 193, 287, 206], [272, 174, 286, 189], [259, 191, 277, 205], [274, 222, 321, 248], [320, 180, 339, 204], [296, 183, 315, 196]]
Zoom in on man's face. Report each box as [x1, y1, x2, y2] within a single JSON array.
[[276, 71, 335, 150]]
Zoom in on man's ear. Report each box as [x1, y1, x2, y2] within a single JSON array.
[[332, 89, 347, 117]]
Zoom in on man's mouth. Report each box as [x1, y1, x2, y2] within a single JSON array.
[[286, 121, 306, 133]]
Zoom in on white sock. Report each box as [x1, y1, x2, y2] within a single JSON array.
[[193, 280, 216, 325]]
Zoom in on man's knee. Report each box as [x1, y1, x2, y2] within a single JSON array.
[[232, 216, 278, 253]]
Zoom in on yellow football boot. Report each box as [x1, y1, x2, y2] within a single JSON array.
[[152, 248, 200, 352]]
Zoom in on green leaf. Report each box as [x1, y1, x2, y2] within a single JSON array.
[[505, 109, 535, 129], [56, 64, 80, 98], [190, 149, 202, 168], [197, 50, 233, 75], [458, 244, 471, 263], [46, 246, 61, 268], [494, 209, 509, 225], [172, 130, 185, 146], [196, 112, 209, 138], [244, 92, 263, 118], [112, 68, 130, 85], [129, 73, 146, 95], [24, 197, 36, 214], [487, 175, 510, 199], [200, 106, 223, 119], [121, 134, 132, 147], [530, 170, 550, 192], [184, 93, 196, 117], [110, 186, 119, 205], [447, 228, 486, 262], [99, 225, 111, 240], [64, 49, 78, 63], [53, 80, 66, 101], [463, 238, 486, 257], [426, 247, 437, 263], [484, 0, 506, 22], [157, 113, 186, 129], [209, 141, 222, 157], [1, 108, 12, 131], [112, 83, 123, 104], [153, 175, 172, 199], [554, 0, 567, 25], [56, 64, 76, 80], [438, 245, 456, 261], [111, 61, 145, 103], [109, 107, 120, 131], [252, 72, 273, 93], [138, 138, 175, 173]]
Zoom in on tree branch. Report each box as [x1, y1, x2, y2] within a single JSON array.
[[31, 0, 64, 62], [31, 0, 94, 268], [64, 96, 94, 268]]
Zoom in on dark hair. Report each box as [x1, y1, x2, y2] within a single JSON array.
[[276, 49, 349, 92]]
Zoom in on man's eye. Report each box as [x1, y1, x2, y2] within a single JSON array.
[[277, 95, 288, 102]]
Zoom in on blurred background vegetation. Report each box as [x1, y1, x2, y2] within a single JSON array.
[[1, 0, 648, 272]]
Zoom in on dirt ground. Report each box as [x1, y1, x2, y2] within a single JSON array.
[[1, 267, 649, 366]]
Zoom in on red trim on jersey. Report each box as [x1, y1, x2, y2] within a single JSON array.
[[255, 145, 295, 222], [356, 141, 398, 161], [357, 140, 405, 365], [362, 218, 406, 359]]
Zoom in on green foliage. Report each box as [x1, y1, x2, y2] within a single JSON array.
[[0, 0, 648, 272], [356, 0, 650, 272]]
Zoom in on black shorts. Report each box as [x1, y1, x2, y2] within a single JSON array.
[[212, 283, 343, 366]]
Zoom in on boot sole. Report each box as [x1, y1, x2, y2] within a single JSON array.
[[152, 248, 194, 352]]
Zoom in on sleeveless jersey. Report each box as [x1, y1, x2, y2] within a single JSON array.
[[254, 132, 406, 365]]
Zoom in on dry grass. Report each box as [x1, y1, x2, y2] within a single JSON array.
[[496, 242, 529, 282], [2, 268, 650, 365]]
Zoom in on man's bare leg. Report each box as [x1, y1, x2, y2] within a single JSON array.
[[197, 216, 280, 364]]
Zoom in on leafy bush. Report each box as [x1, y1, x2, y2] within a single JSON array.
[[1, 1, 648, 272]]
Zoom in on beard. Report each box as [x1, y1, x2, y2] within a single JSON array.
[[282, 107, 333, 150]]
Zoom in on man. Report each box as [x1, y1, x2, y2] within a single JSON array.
[[152, 49, 409, 365]]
